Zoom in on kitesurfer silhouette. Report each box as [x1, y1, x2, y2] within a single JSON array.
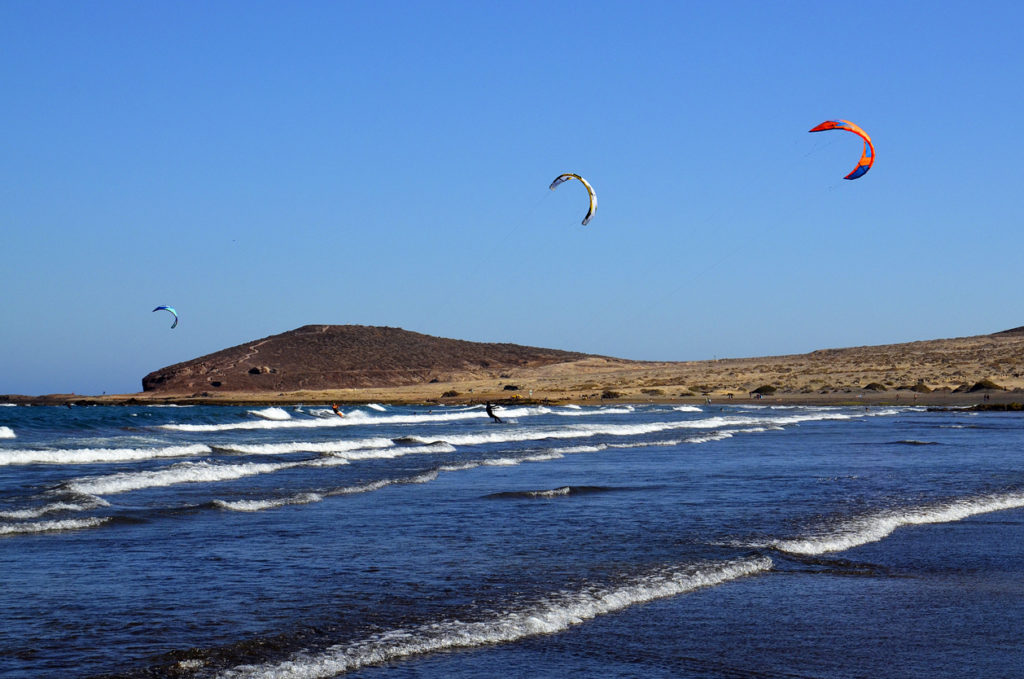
[[332, 404, 344, 418], [485, 402, 502, 423]]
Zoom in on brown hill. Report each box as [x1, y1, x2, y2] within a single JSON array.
[[141, 325, 598, 394], [132, 324, 1024, 406]]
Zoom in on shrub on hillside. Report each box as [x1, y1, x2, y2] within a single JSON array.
[[969, 378, 1004, 392]]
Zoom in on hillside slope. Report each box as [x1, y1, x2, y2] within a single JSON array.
[[141, 325, 599, 393]]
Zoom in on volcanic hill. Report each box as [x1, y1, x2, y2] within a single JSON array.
[[141, 325, 599, 394]]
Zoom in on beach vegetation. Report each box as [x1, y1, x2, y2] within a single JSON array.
[[863, 382, 887, 391], [503, 384, 520, 391], [601, 390, 622, 399], [641, 388, 664, 396], [969, 378, 1004, 391], [972, 402, 1023, 411], [750, 385, 776, 395], [441, 390, 459, 398]]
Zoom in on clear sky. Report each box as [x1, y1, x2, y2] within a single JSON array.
[[2, 1, 1021, 395]]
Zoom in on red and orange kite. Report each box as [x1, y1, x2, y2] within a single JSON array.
[[809, 120, 874, 180]]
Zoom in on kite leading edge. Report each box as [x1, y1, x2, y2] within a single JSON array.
[[808, 120, 874, 180], [549, 173, 597, 225], [152, 305, 178, 329]]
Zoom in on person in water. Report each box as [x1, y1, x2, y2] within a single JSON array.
[[485, 402, 502, 423], [331, 404, 344, 418]]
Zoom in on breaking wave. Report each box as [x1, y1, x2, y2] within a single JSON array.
[[485, 485, 615, 499], [218, 557, 771, 678], [0, 496, 110, 520], [249, 407, 292, 421], [1, 517, 110, 536], [64, 460, 308, 496], [773, 491, 1024, 555], [0, 443, 212, 466]]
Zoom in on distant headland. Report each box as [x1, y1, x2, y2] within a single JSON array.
[[4, 325, 1024, 408]]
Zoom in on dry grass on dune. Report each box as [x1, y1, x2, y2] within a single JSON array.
[[76, 330, 1024, 407], [22, 328, 1024, 407]]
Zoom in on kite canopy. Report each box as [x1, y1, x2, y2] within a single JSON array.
[[549, 173, 597, 225], [152, 305, 178, 329], [808, 120, 874, 180]]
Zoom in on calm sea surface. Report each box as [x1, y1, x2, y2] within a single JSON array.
[[1, 402, 1022, 678]]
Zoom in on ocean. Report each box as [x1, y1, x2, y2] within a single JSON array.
[[1, 402, 1022, 678]]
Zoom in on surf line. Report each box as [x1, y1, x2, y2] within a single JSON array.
[[216, 557, 772, 678], [771, 490, 1024, 555]]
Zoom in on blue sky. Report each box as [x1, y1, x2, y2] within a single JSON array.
[[2, 1, 1021, 395]]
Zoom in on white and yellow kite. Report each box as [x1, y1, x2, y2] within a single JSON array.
[[549, 173, 596, 225]]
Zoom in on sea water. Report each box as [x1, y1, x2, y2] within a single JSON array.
[[0, 403, 1022, 678]]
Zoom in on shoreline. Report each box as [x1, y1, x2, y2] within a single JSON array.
[[3, 389, 1020, 410], [6, 329, 1023, 410]]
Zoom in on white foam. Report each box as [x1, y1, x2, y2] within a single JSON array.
[[673, 405, 703, 413], [220, 439, 454, 461], [334, 470, 440, 496], [250, 407, 292, 421], [328, 443, 456, 461], [774, 491, 1024, 555], [161, 417, 343, 432], [548, 444, 608, 454], [366, 403, 387, 412], [58, 442, 454, 498], [211, 473, 446, 513], [162, 405, 601, 433], [0, 444, 212, 466], [219, 557, 771, 679], [687, 430, 736, 444], [0, 497, 110, 520], [0, 426, 15, 438], [66, 460, 304, 496], [214, 492, 324, 512], [160, 404, 866, 434], [0, 517, 110, 536], [551, 406, 634, 416], [218, 438, 395, 456], [160, 408, 489, 432], [527, 486, 573, 497], [491, 451, 565, 465]]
